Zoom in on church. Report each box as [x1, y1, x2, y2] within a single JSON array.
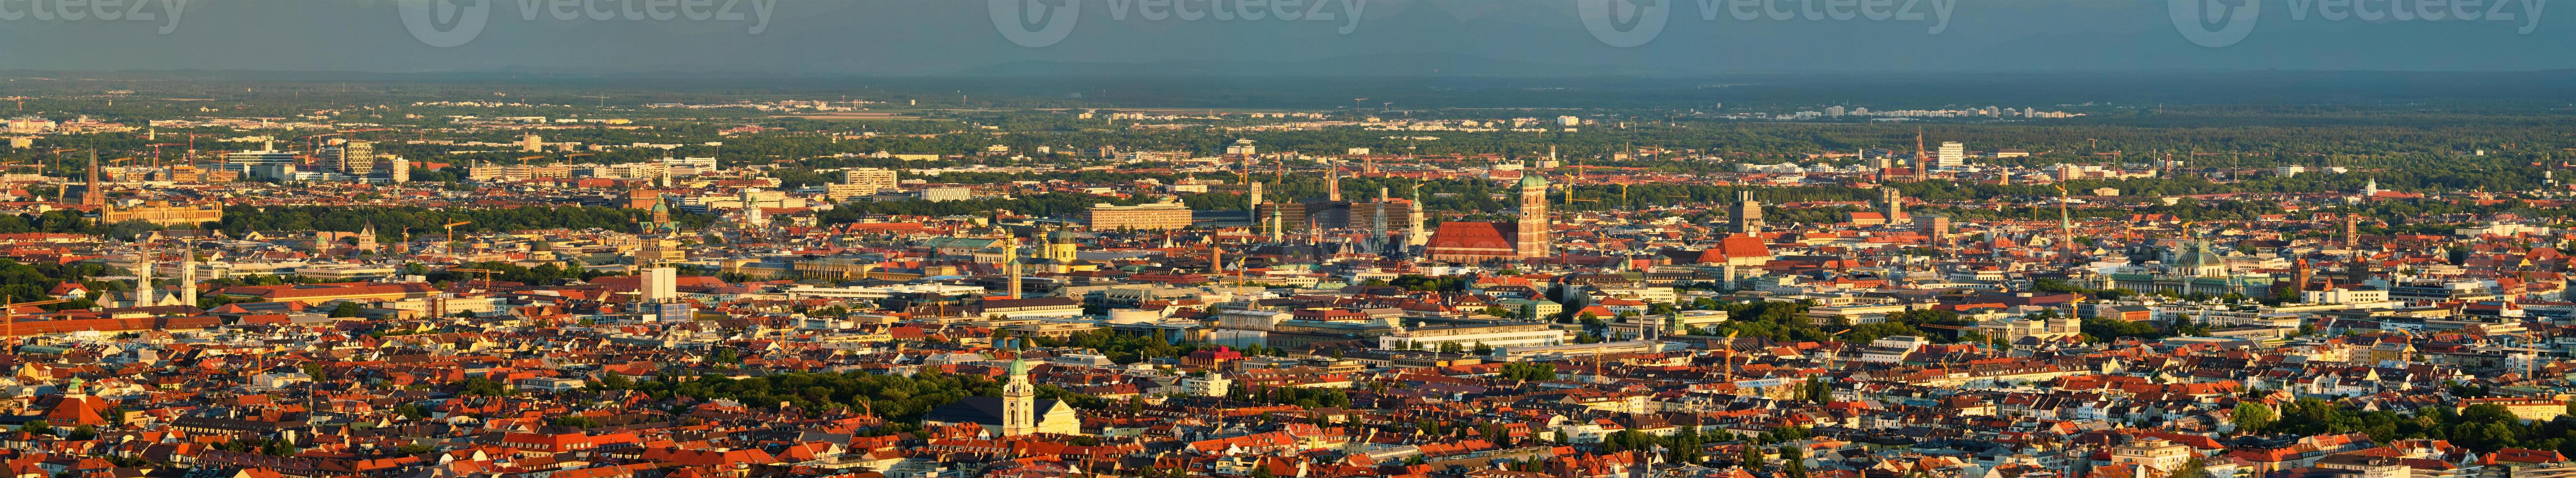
[[1426, 168, 1550, 262], [921, 358, 1082, 437]]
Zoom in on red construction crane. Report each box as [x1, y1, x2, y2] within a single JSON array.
[[146, 143, 187, 167]]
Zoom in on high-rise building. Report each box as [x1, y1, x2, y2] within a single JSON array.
[[1935, 141, 1966, 169], [641, 266, 679, 302], [386, 156, 410, 183], [331, 141, 377, 175], [521, 134, 543, 152]]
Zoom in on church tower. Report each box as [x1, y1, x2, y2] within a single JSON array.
[[1733, 191, 1764, 235], [1879, 187, 1907, 224], [1326, 168, 1343, 202], [740, 188, 768, 228], [356, 222, 380, 253], [1003, 236, 1023, 299], [82, 150, 104, 208], [131, 247, 155, 308], [1407, 185, 1427, 247], [1515, 165, 1549, 259], [178, 244, 197, 307], [1042, 226, 1077, 263], [1000, 358, 1038, 436]]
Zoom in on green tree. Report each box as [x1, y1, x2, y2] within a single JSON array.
[[2234, 401, 2276, 433]]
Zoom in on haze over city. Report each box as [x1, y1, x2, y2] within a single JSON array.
[[0, 2, 2573, 478]]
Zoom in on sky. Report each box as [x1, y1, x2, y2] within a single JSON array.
[[2, 0, 2570, 75]]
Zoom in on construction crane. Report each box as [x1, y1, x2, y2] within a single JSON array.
[[1821, 329, 1850, 372], [517, 156, 547, 161], [442, 220, 473, 252], [1718, 330, 1742, 381], [444, 268, 504, 291], [46, 148, 75, 171], [146, 143, 188, 168], [579, 95, 610, 107]]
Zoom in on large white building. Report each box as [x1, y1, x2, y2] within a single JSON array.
[[1935, 141, 1967, 169], [842, 168, 899, 193], [1378, 322, 1564, 352]]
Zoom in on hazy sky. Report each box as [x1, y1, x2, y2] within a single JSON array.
[[3, 0, 2570, 75]]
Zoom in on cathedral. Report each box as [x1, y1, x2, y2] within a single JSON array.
[[1425, 167, 1551, 262], [920, 357, 1081, 437], [2102, 238, 2273, 297]]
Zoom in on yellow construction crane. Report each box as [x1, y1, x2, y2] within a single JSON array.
[[1719, 330, 1742, 381], [443, 221, 473, 251], [1821, 329, 1850, 372]]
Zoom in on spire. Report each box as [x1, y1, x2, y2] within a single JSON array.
[[81, 150, 103, 207], [1326, 168, 1342, 202], [132, 245, 154, 307], [1004, 234, 1023, 300], [179, 242, 197, 307], [1407, 184, 1427, 247]]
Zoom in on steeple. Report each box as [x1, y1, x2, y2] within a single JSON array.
[[1004, 234, 1023, 299], [81, 150, 103, 207], [1407, 185, 1427, 247], [132, 246, 155, 308], [1515, 161, 1550, 259], [1326, 168, 1342, 202], [1000, 355, 1038, 436], [178, 243, 197, 307], [1372, 186, 1389, 254]]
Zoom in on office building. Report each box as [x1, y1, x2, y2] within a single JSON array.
[[843, 168, 899, 193], [1084, 201, 1193, 230], [1936, 141, 1966, 169]]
